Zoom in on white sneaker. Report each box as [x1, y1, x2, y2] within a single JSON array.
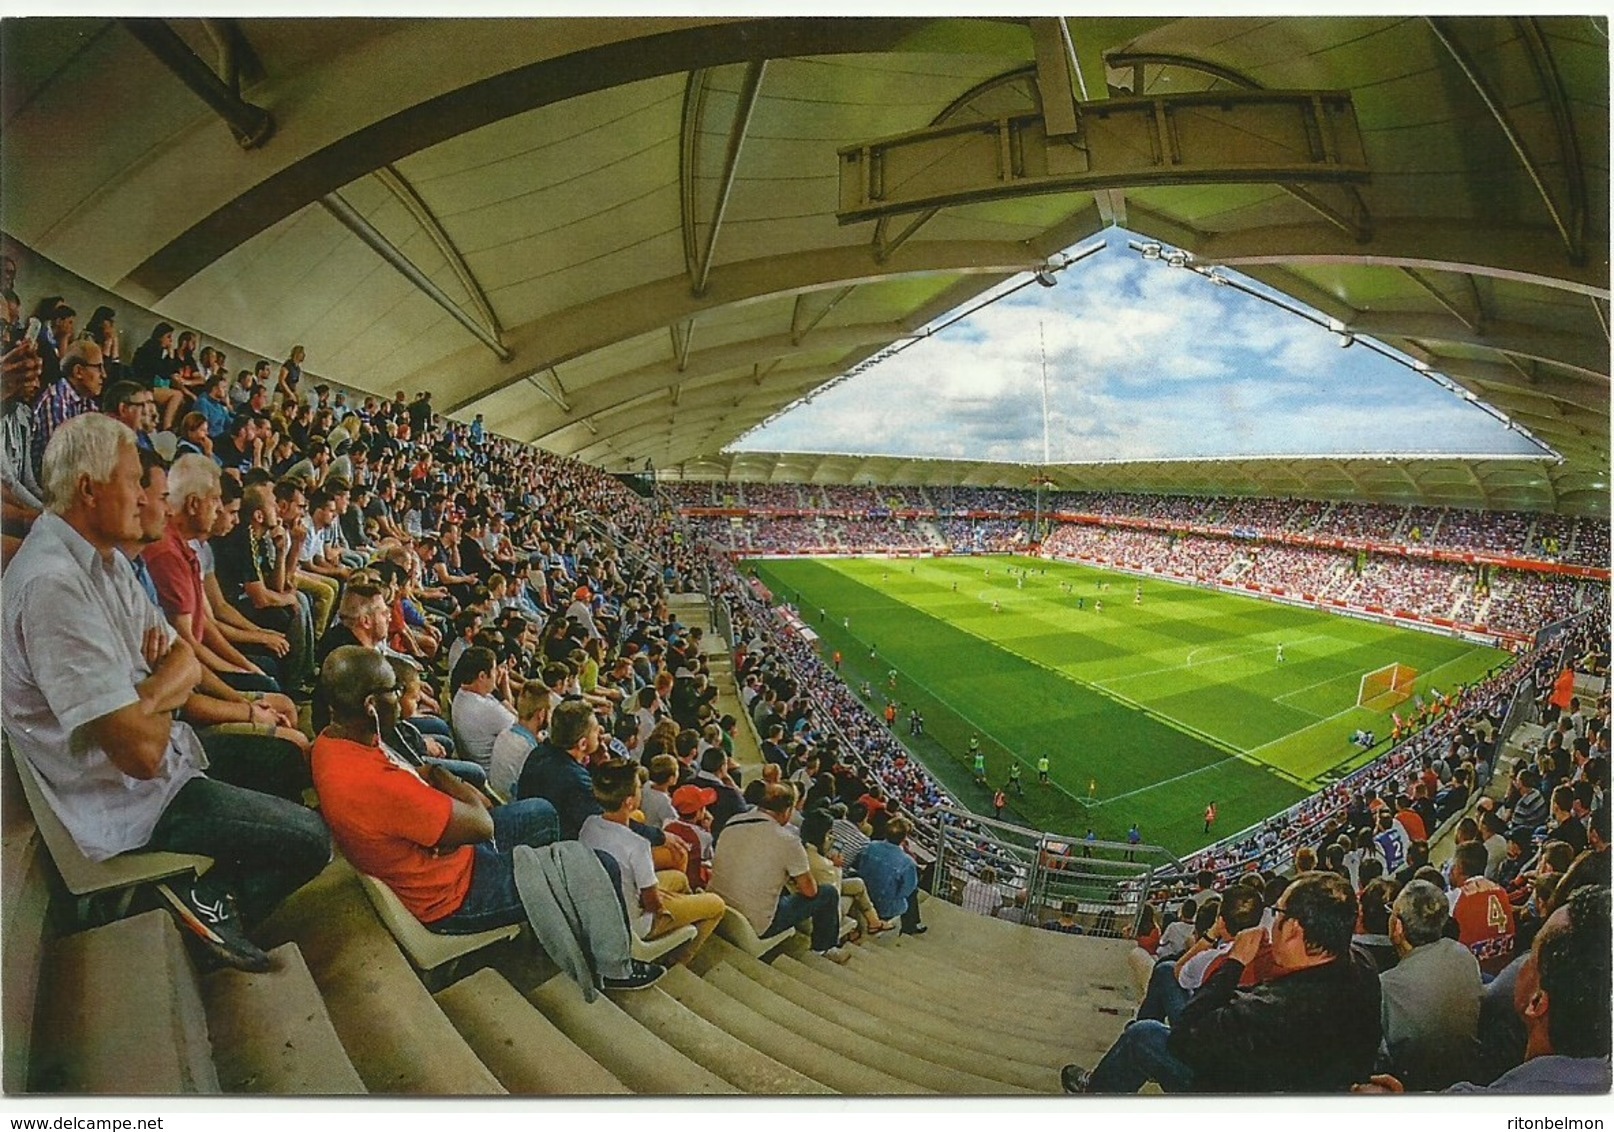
[[816, 946, 852, 965]]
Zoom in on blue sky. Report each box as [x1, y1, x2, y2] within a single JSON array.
[[731, 232, 1547, 464]]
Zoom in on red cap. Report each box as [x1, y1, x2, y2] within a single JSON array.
[[672, 785, 718, 816]]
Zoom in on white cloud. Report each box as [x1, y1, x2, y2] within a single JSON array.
[[735, 236, 1543, 464]]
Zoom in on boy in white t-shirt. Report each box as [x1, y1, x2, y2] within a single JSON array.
[[580, 760, 724, 962]]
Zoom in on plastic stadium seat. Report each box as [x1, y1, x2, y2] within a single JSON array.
[[355, 870, 519, 983], [6, 743, 211, 924], [715, 904, 796, 959], [631, 923, 697, 963]]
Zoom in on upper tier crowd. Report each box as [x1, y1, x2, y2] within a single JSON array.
[[664, 480, 1611, 568]]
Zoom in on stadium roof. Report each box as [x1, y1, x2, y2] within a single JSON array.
[[3, 16, 1607, 514], [663, 450, 1578, 513]]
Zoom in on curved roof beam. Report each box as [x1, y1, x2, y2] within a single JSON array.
[[117, 17, 1000, 301], [371, 164, 503, 346], [1190, 220, 1608, 297], [435, 240, 1037, 416], [1425, 17, 1586, 266], [1433, 356, 1608, 415], [1347, 312, 1608, 381], [517, 326, 906, 441]]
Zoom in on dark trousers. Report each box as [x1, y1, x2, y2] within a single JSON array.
[[426, 800, 628, 934], [198, 728, 311, 802], [764, 884, 842, 951], [1086, 1020, 1196, 1094], [216, 668, 283, 696], [144, 776, 330, 926], [1136, 958, 1191, 1024]]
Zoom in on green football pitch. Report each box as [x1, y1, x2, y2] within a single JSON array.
[[746, 555, 1513, 857]]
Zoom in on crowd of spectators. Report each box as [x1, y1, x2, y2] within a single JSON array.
[[935, 518, 1027, 553], [1347, 557, 1468, 616], [663, 478, 1609, 569], [735, 482, 807, 509], [1236, 544, 1351, 594], [1311, 502, 1405, 541], [3, 260, 1609, 1095], [1484, 572, 1589, 638]]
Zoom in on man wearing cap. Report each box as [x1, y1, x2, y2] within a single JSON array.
[[710, 783, 850, 963], [664, 782, 716, 889]]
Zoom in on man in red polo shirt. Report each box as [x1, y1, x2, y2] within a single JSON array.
[[143, 453, 289, 702]]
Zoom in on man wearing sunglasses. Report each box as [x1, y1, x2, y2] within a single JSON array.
[[1063, 870, 1382, 1093]]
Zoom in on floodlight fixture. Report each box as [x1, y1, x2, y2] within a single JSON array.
[[1140, 242, 1163, 260], [1336, 332, 1355, 349]]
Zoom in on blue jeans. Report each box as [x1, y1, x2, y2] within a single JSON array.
[[764, 884, 841, 951], [1086, 1020, 1196, 1094], [219, 668, 283, 696], [425, 801, 627, 934], [144, 776, 331, 926], [1136, 959, 1190, 1024], [425, 757, 487, 792], [411, 714, 454, 750]]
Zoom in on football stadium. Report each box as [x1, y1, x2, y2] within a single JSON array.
[[0, 13, 1608, 1105]]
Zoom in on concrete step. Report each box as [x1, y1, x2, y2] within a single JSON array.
[[858, 923, 1136, 1027], [702, 940, 1024, 1093], [917, 895, 1140, 983], [697, 960, 935, 1094], [2, 821, 52, 1092], [842, 933, 1130, 1052], [655, 964, 916, 1094], [202, 943, 366, 1094], [434, 968, 629, 1095], [31, 909, 219, 1094], [257, 860, 504, 1095], [526, 973, 737, 1094], [788, 947, 1075, 1068], [851, 924, 1135, 1028], [610, 979, 832, 1094], [771, 953, 1052, 1090]]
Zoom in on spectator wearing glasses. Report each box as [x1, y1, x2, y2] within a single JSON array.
[[1063, 871, 1382, 1093], [102, 381, 158, 452], [32, 339, 104, 479]]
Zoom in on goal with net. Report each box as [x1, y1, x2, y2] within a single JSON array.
[[1358, 662, 1417, 710]]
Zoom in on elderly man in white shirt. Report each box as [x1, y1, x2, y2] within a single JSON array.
[[2, 414, 327, 972]]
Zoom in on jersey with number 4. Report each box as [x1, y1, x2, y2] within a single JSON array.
[[1451, 877, 1516, 977]]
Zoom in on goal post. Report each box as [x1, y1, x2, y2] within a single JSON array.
[[1358, 662, 1417, 710]]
